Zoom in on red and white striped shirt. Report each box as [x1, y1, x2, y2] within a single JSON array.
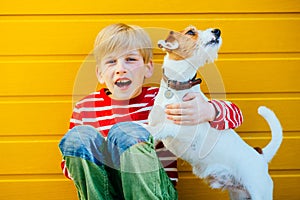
[[62, 87, 243, 184]]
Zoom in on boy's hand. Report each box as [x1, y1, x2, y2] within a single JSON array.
[[165, 92, 216, 125]]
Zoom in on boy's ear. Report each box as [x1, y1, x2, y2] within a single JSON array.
[[144, 60, 154, 79], [96, 66, 105, 84]]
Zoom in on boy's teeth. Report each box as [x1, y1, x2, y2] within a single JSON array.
[[118, 80, 128, 83], [115, 80, 132, 87]]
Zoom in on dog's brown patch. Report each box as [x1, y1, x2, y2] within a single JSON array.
[[160, 26, 199, 60], [253, 147, 263, 154], [206, 174, 246, 191]]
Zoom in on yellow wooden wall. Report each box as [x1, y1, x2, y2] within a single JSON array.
[[1, 0, 299, 199]]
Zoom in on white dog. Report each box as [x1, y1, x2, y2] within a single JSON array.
[[147, 26, 283, 200]]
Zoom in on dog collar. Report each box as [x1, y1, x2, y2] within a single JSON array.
[[162, 72, 202, 91]]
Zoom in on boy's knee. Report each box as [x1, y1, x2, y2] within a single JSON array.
[[107, 122, 152, 168], [107, 122, 150, 154], [59, 125, 105, 164]]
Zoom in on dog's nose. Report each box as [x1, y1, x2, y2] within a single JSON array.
[[212, 29, 221, 38], [170, 31, 174, 35]]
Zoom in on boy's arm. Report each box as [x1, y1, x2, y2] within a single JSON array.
[[69, 105, 84, 129], [208, 99, 243, 130], [165, 92, 243, 129]]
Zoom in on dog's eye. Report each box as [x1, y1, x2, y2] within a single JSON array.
[[186, 30, 196, 36]]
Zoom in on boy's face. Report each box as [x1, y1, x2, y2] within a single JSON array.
[[97, 50, 153, 100]]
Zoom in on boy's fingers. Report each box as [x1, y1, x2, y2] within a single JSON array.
[[165, 103, 179, 109], [165, 108, 183, 115], [167, 115, 198, 125], [166, 101, 191, 109], [182, 92, 196, 101]]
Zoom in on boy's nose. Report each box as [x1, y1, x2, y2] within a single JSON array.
[[115, 61, 127, 75]]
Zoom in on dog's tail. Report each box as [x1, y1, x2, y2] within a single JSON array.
[[258, 106, 283, 163]]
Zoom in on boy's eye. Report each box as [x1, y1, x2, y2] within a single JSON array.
[[105, 60, 116, 65], [126, 57, 138, 62]]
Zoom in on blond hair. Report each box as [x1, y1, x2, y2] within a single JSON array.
[[94, 23, 153, 70]]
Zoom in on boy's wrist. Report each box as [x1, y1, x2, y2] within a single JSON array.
[[208, 101, 220, 122]]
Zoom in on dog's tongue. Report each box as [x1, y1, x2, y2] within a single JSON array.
[[158, 40, 179, 50]]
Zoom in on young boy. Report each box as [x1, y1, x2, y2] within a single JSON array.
[[59, 23, 243, 200]]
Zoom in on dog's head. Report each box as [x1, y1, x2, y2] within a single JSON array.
[[158, 25, 222, 65]]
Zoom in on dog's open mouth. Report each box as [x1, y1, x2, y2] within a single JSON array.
[[204, 29, 221, 47], [204, 38, 220, 47]]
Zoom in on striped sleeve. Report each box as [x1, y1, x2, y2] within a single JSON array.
[[155, 141, 178, 185], [69, 102, 84, 129], [209, 100, 243, 130], [61, 159, 73, 180]]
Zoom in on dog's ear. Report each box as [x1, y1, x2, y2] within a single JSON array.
[[254, 147, 263, 154]]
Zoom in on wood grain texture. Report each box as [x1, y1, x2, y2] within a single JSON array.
[[1, 16, 299, 55], [0, 0, 299, 199], [1, 0, 299, 14]]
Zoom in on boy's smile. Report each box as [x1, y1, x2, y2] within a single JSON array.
[[114, 78, 132, 89], [98, 50, 153, 100]]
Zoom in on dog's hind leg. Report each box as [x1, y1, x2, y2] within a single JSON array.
[[228, 190, 251, 200], [245, 174, 273, 200]]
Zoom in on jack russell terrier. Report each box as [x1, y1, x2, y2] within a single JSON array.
[[147, 26, 283, 200]]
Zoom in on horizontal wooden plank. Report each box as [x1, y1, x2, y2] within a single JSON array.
[[1, 15, 299, 55], [0, 178, 77, 200], [0, 101, 72, 135], [204, 58, 300, 93], [1, 0, 299, 15], [0, 134, 299, 175], [150, 58, 300, 94], [1, 56, 299, 96], [178, 133, 300, 171], [0, 98, 299, 135], [0, 171, 298, 200], [177, 171, 300, 200], [0, 60, 85, 96], [233, 98, 300, 132], [0, 57, 96, 96], [0, 140, 63, 174]]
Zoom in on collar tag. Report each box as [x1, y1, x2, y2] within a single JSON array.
[[164, 89, 174, 99]]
